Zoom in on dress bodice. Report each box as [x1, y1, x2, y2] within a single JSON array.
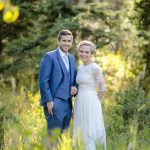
[[76, 63, 106, 91]]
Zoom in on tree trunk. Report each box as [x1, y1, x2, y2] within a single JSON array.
[[0, 38, 3, 61], [11, 77, 16, 93], [0, 113, 4, 150]]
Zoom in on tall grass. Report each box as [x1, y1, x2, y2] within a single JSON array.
[[0, 86, 149, 150]]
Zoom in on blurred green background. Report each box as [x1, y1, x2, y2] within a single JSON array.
[[0, 0, 150, 149]]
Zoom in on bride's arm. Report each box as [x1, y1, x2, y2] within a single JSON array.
[[93, 64, 106, 99]]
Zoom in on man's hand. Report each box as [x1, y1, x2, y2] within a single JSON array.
[[47, 102, 54, 115], [71, 86, 77, 96]]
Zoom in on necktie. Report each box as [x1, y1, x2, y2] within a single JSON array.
[[64, 55, 69, 71]]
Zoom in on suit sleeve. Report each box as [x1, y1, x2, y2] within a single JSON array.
[[73, 59, 78, 92], [39, 53, 53, 106]]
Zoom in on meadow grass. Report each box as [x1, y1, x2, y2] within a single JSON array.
[[0, 87, 149, 150]]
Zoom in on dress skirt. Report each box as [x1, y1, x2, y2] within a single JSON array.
[[73, 88, 106, 150]]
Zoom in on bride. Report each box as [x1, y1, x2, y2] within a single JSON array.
[[73, 40, 106, 150]]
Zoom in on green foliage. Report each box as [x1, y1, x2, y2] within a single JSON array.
[[0, 107, 5, 149], [105, 88, 150, 150], [134, 0, 150, 30], [0, 87, 46, 149], [0, 0, 125, 87], [0, 90, 18, 149], [0, 1, 149, 92], [115, 88, 150, 130], [133, 0, 150, 95], [0, 87, 149, 149], [0, 0, 150, 149]]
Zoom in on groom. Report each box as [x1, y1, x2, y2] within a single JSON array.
[[39, 29, 77, 134]]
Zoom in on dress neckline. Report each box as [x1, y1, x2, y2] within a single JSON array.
[[83, 62, 94, 67]]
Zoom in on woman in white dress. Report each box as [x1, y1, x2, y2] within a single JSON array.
[[73, 40, 106, 150]]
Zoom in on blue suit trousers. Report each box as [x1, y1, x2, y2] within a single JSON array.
[[44, 97, 72, 134]]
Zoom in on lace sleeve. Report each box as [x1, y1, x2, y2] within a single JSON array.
[[93, 64, 106, 92]]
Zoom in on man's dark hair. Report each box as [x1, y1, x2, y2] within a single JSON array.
[[58, 30, 73, 41]]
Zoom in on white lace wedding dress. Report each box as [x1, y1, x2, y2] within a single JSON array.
[[73, 63, 106, 150]]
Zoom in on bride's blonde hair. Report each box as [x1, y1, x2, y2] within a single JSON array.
[[77, 40, 96, 54]]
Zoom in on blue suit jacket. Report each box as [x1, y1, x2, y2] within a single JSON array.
[[39, 49, 77, 106]]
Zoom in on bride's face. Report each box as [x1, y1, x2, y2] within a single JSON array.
[[78, 45, 92, 64]]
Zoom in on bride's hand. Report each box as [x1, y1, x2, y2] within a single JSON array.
[[98, 91, 105, 99]]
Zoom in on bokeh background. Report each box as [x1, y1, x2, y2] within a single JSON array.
[[0, 0, 150, 149]]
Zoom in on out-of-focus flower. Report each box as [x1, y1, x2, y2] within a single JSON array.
[[3, 6, 19, 23], [0, 0, 4, 11], [11, 6, 19, 22], [1, 0, 19, 23], [3, 9, 13, 23]]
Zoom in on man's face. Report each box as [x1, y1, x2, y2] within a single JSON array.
[[57, 35, 73, 53]]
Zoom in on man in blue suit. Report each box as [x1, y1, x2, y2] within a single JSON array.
[[39, 30, 77, 134]]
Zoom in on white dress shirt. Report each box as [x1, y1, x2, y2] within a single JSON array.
[[58, 47, 69, 71]]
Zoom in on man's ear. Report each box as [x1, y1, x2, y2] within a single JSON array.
[[57, 40, 59, 45]]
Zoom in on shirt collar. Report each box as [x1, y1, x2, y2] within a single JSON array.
[[58, 47, 68, 58]]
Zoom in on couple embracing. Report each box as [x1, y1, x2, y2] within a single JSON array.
[[39, 30, 106, 150]]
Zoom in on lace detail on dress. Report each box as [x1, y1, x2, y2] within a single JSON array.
[[92, 63, 106, 92], [76, 63, 106, 92]]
